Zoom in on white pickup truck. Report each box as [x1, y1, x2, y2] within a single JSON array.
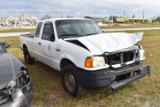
[[20, 18, 151, 97]]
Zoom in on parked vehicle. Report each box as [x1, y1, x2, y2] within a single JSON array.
[[0, 42, 33, 107], [20, 18, 151, 97]]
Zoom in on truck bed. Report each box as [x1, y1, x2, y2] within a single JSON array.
[[20, 34, 34, 38]]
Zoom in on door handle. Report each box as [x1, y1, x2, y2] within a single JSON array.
[[38, 42, 41, 45], [56, 47, 60, 52]]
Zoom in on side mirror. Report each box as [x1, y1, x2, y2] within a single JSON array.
[[2, 42, 10, 48], [50, 34, 55, 41]]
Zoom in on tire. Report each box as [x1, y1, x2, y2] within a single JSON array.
[[61, 64, 85, 97], [24, 48, 35, 64]]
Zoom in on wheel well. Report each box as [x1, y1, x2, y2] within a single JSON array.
[[23, 44, 27, 51], [60, 59, 75, 70]]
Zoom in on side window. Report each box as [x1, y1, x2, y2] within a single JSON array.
[[35, 22, 42, 37], [42, 22, 54, 41]]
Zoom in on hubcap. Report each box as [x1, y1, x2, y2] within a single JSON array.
[[64, 72, 75, 92]]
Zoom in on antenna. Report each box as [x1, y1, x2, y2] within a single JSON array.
[[60, 0, 63, 18]]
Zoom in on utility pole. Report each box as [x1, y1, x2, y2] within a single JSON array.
[[143, 10, 144, 23], [112, 15, 113, 24], [124, 10, 125, 23]]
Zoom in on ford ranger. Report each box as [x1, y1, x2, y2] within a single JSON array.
[[20, 18, 151, 97]]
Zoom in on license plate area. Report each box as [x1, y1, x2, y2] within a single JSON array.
[[115, 70, 140, 81]]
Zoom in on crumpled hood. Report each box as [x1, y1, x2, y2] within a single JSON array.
[[0, 53, 23, 89], [76, 32, 143, 54]]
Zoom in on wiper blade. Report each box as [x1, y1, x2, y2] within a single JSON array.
[[85, 33, 99, 36], [60, 34, 82, 38]]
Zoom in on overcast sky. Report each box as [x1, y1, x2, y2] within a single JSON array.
[[0, 0, 159, 18]]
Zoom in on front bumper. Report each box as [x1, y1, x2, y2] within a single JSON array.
[[77, 63, 151, 90], [0, 80, 34, 107]]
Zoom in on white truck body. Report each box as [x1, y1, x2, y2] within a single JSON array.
[[20, 18, 144, 71], [20, 18, 150, 97]]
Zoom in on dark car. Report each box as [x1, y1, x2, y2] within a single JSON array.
[[0, 42, 33, 107]]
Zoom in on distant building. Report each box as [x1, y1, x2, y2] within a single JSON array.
[[103, 18, 113, 23], [92, 17, 153, 25], [115, 17, 152, 23]]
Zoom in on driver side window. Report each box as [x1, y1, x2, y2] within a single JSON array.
[[42, 22, 55, 41]]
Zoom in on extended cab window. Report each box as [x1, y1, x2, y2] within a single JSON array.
[[35, 22, 42, 37], [42, 22, 54, 41]]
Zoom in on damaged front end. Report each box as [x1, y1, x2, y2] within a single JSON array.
[[101, 45, 151, 92], [105, 45, 145, 69], [0, 68, 33, 107], [105, 45, 150, 91], [76, 45, 151, 92]]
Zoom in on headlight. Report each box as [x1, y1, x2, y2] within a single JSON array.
[[7, 69, 30, 95], [7, 80, 17, 95], [0, 68, 30, 105], [0, 80, 17, 105], [17, 70, 30, 89], [85, 56, 105, 68], [139, 49, 145, 60]]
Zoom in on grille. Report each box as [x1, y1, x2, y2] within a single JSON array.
[[105, 50, 137, 68]]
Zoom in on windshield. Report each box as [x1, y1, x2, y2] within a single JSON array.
[[0, 43, 6, 54], [56, 19, 103, 38]]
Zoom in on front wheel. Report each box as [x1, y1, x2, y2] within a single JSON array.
[[24, 48, 35, 64], [61, 64, 85, 97]]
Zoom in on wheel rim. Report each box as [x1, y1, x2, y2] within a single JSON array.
[[64, 72, 75, 92]]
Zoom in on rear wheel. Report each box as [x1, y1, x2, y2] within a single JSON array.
[[61, 64, 85, 97], [24, 48, 35, 64]]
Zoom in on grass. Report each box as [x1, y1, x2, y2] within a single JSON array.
[[0, 30, 160, 107], [0, 28, 36, 33]]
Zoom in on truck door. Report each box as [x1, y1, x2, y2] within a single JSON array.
[[32, 22, 43, 60], [40, 22, 57, 67]]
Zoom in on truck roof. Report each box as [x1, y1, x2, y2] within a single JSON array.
[[39, 18, 91, 23]]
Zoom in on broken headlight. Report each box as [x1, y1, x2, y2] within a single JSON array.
[[0, 68, 30, 105], [7, 69, 30, 95]]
